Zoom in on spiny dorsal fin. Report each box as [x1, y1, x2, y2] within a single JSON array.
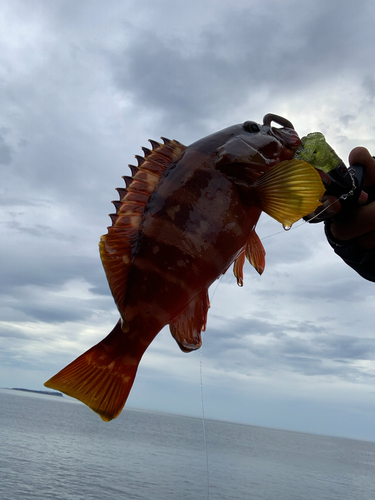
[[99, 138, 186, 321], [116, 187, 127, 200]]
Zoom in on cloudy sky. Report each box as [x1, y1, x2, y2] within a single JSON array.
[[2, 0, 375, 441]]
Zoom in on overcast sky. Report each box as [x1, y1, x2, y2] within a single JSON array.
[[2, 0, 375, 441]]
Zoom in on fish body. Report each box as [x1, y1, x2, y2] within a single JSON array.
[[120, 124, 294, 334], [45, 119, 324, 421]]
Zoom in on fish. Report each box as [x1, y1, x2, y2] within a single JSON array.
[[44, 116, 325, 421]]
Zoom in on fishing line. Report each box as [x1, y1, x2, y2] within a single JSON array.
[[200, 347, 210, 500], [199, 347, 210, 500], [197, 196, 341, 500], [196, 196, 343, 500], [210, 273, 225, 302]]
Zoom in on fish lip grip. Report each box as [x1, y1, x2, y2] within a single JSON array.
[[263, 113, 295, 130], [262, 114, 301, 151]]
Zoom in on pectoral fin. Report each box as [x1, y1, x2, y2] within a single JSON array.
[[254, 160, 325, 228], [169, 289, 210, 352]]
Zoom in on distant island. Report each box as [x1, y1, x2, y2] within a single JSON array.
[[12, 388, 63, 397]]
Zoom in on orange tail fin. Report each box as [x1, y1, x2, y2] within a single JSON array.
[[44, 320, 139, 421]]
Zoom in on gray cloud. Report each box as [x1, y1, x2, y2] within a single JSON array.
[[363, 75, 375, 101], [16, 300, 102, 324], [106, 0, 375, 136], [201, 313, 375, 383], [2, 0, 375, 439], [0, 249, 101, 292], [0, 132, 13, 165]]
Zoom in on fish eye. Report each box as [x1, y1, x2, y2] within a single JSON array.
[[243, 121, 260, 133]]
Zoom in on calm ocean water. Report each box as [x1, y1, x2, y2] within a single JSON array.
[[1, 388, 375, 500]]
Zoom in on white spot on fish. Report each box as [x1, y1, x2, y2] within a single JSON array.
[[166, 205, 181, 220], [199, 220, 210, 233], [145, 172, 159, 187], [130, 215, 142, 227]]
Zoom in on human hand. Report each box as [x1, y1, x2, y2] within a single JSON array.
[[305, 147, 375, 250]]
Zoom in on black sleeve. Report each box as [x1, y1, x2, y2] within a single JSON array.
[[324, 220, 375, 282]]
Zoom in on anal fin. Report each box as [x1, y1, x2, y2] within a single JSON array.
[[169, 289, 210, 352], [44, 320, 138, 421]]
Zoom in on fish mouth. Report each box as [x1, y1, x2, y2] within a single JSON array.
[[271, 126, 301, 151], [262, 113, 301, 151]]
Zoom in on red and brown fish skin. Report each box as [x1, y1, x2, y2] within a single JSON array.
[[44, 120, 325, 421]]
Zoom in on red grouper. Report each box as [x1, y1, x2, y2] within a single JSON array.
[[45, 114, 325, 421]]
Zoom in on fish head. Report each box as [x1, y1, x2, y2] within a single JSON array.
[[215, 114, 301, 183]]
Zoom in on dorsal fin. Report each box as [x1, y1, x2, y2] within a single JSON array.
[[128, 164, 138, 176], [99, 138, 186, 322], [135, 155, 145, 166], [116, 187, 127, 200], [149, 139, 161, 150]]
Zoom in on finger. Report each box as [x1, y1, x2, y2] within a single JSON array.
[[349, 147, 375, 188]]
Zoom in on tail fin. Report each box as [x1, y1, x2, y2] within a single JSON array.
[[44, 320, 138, 421]]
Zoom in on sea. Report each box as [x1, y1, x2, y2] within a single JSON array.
[[1, 388, 375, 500]]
